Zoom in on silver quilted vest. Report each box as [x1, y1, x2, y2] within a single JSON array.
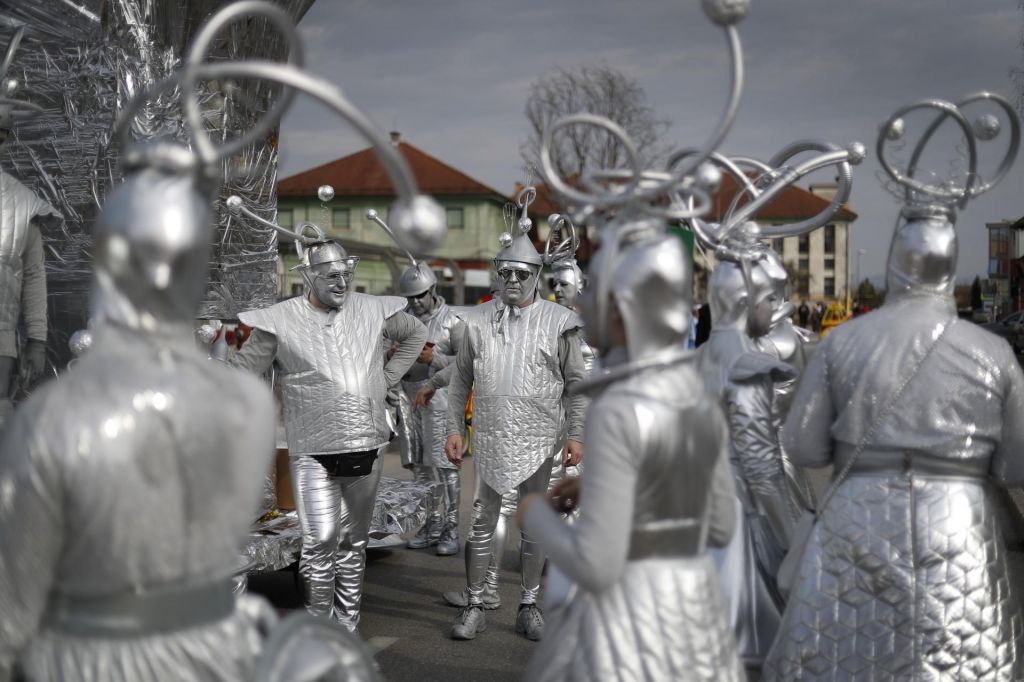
[[239, 293, 406, 455], [0, 171, 59, 332], [464, 299, 579, 494]]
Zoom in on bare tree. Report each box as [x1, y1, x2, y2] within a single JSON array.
[[521, 64, 670, 180]]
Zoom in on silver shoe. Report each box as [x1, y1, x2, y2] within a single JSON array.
[[515, 603, 544, 641], [442, 585, 501, 610], [436, 523, 459, 556], [450, 605, 487, 640], [406, 515, 441, 549]]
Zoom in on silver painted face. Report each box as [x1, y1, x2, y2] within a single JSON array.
[[748, 283, 779, 339], [407, 287, 437, 317], [496, 261, 539, 306], [552, 269, 581, 309], [307, 259, 354, 308]]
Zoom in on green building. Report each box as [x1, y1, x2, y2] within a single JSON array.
[[276, 133, 510, 304]]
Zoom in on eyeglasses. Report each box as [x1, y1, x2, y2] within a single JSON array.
[[498, 267, 535, 282]]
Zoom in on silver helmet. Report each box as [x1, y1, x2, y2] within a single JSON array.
[[398, 261, 437, 298], [877, 92, 1019, 300]]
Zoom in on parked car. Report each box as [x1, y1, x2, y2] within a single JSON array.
[[980, 311, 1024, 351]]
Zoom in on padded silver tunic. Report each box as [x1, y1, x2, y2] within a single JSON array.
[[764, 293, 1024, 681], [0, 172, 57, 354], [239, 293, 407, 455], [523, 359, 743, 681], [400, 300, 461, 470], [0, 324, 276, 682], [447, 298, 582, 494]]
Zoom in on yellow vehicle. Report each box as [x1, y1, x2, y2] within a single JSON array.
[[820, 301, 850, 337]]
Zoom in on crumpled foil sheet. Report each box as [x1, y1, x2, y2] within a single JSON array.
[[243, 476, 439, 574], [0, 0, 314, 367]]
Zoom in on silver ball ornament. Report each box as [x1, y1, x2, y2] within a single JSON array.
[[387, 195, 447, 252], [973, 113, 1001, 142], [518, 216, 533, 233], [846, 141, 867, 165], [3, 78, 16, 95], [885, 118, 905, 142], [68, 329, 93, 358], [701, 0, 750, 26], [498, 232, 514, 248], [225, 194, 243, 215], [365, 208, 378, 220], [317, 184, 335, 202], [695, 162, 723, 192]]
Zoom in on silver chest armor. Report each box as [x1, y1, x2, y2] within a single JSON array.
[[401, 301, 463, 469], [464, 298, 579, 494], [0, 171, 58, 333], [239, 293, 406, 455]]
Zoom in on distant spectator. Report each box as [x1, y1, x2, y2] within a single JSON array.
[[798, 300, 810, 327], [695, 302, 712, 347]]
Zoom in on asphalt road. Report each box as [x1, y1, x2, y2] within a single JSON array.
[[249, 448, 538, 682]]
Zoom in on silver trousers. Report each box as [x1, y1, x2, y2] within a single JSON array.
[[290, 451, 383, 630], [466, 457, 553, 606], [413, 464, 460, 528], [0, 356, 13, 439]]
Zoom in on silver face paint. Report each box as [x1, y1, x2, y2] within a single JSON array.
[[551, 270, 581, 308], [407, 288, 438, 318], [496, 261, 539, 307]]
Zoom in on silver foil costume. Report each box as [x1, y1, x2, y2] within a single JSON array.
[[365, 209, 464, 554], [446, 189, 587, 639], [688, 135, 863, 666], [522, 24, 754, 669], [765, 92, 1024, 680], [233, 259, 426, 629]]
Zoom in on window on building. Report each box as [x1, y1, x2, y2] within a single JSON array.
[[278, 208, 293, 227], [332, 208, 350, 229], [824, 277, 835, 297], [824, 257, 835, 272], [824, 224, 835, 254], [799, 234, 809, 254], [799, 257, 809, 273], [773, 238, 785, 254], [446, 207, 464, 229], [290, 283, 303, 297], [798, 276, 809, 298]]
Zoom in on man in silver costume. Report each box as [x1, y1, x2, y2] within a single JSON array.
[[443, 211, 588, 642], [0, 55, 60, 439], [231, 239, 426, 631], [696, 223, 802, 667], [394, 261, 464, 556], [0, 136, 281, 681], [765, 95, 1024, 681], [518, 220, 742, 682]]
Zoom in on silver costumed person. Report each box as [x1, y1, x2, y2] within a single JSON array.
[[444, 186, 588, 642], [764, 93, 1024, 680], [0, 29, 60, 438], [689, 134, 863, 667], [232, 239, 426, 630], [366, 208, 465, 556]]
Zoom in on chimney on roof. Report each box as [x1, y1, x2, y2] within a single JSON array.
[[389, 131, 401, 146]]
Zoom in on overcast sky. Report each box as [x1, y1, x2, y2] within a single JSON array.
[[278, 0, 1024, 284]]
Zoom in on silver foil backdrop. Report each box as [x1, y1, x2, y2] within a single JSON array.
[[0, 0, 314, 367]]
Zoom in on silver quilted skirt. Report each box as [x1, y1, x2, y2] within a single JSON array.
[[764, 472, 1024, 681], [524, 554, 743, 682]]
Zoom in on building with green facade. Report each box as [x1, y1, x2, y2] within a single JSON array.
[[276, 133, 510, 304]]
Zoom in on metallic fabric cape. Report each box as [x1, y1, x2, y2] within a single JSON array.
[[459, 298, 579, 495], [764, 294, 1024, 680], [0, 325, 277, 681], [524, 360, 742, 681], [239, 293, 406, 456]]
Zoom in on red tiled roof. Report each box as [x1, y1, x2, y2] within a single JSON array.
[[278, 142, 508, 201], [513, 175, 858, 223]]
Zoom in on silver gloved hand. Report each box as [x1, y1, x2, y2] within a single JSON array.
[[19, 338, 47, 387]]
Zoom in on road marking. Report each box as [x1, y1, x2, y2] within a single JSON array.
[[367, 636, 399, 654]]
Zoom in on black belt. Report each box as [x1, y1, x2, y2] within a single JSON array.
[[835, 444, 990, 480], [627, 520, 704, 560], [45, 579, 236, 638]]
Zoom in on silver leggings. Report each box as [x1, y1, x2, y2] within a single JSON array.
[[290, 451, 383, 630], [466, 458, 553, 606], [413, 465, 461, 526]]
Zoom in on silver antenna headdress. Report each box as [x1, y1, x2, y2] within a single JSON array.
[[494, 185, 544, 267], [538, 0, 750, 382], [877, 92, 1020, 297], [365, 208, 438, 297]]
